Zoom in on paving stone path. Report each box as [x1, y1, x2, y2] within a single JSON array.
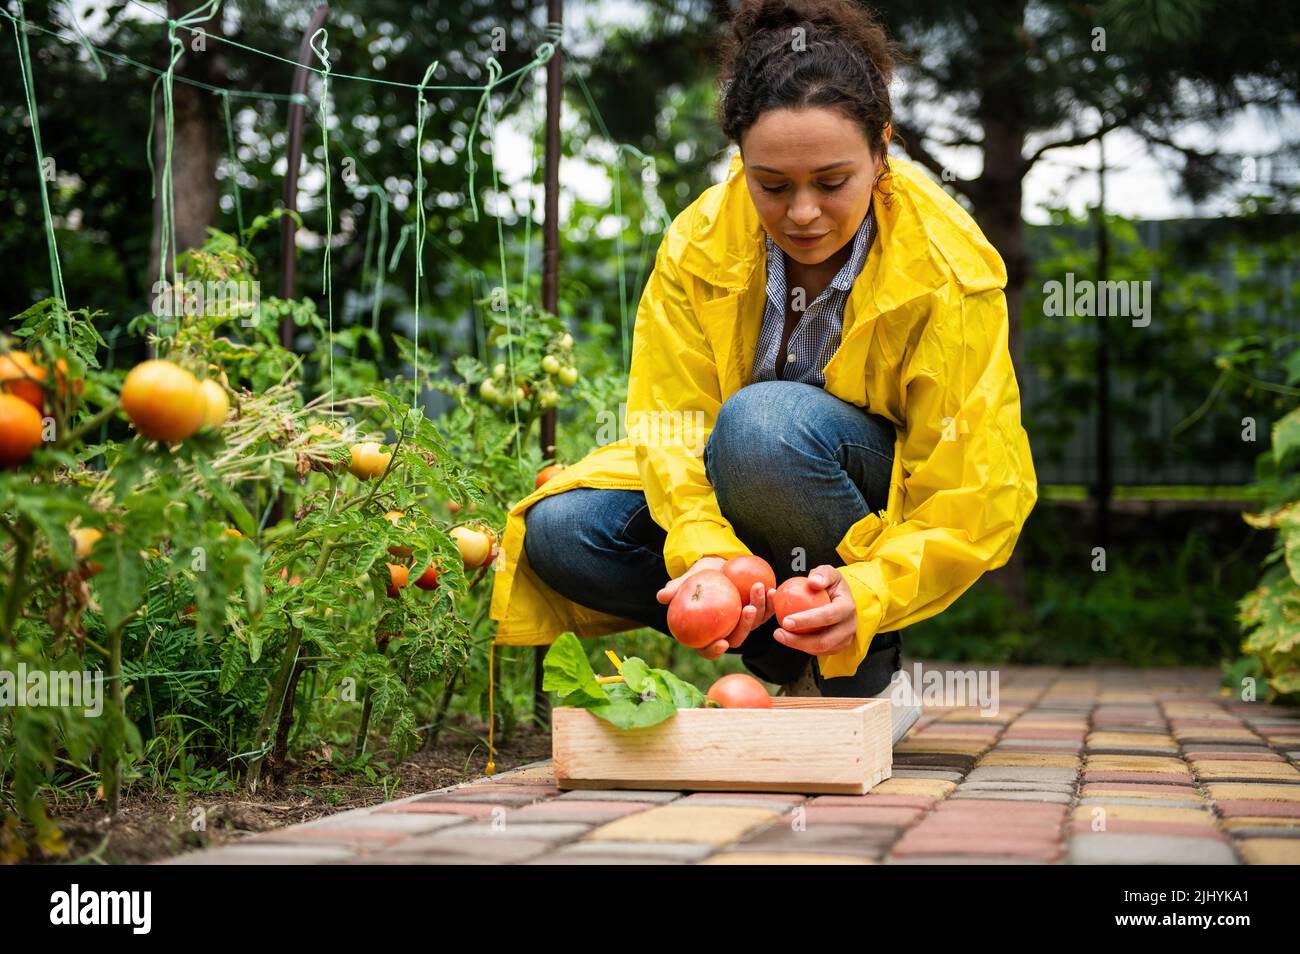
[[165, 663, 1300, 865]]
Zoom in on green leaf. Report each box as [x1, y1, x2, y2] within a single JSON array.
[[1273, 407, 1300, 465], [95, 535, 147, 632], [541, 632, 607, 708]]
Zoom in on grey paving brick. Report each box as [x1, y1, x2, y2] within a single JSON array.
[[956, 785, 1076, 800], [422, 821, 592, 842], [1067, 833, 1238, 865], [556, 839, 716, 861], [966, 767, 1080, 784], [161, 844, 357, 864], [949, 789, 1074, 804], [555, 788, 684, 802]]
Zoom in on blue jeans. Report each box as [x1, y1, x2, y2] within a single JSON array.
[[523, 380, 902, 696]]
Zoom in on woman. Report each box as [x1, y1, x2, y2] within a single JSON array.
[[488, 0, 1037, 732]]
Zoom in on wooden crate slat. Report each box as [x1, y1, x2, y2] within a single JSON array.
[[553, 697, 893, 795]]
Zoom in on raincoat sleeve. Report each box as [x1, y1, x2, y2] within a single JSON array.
[[625, 238, 752, 581], [822, 285, 1038, 679]]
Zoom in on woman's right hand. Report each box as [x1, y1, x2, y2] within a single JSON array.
[[656, 556, 776, 661]]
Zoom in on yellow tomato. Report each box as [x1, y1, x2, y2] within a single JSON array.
[[121, 360, 206, 443]]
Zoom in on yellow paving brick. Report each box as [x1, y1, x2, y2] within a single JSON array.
[[893, 740, 990, 755], [700, 852, 876, 865], [1086, 732, 1177, 748], [1222, 817, 1300, 830], [1206, 783, 1300, 802], [1193, 761, 1300, 780], [1007, 721, 1087, 731], [1171, 728, 1259, 741], [872, 778, 957, 798], [937, 708, 1014, 722], [976, 753, 1082, 769], [1071, 804, 1216, 825], [1237, 839, 1300, 864], [584, 805, 778, 845], [1085, 755, 1190, 774]]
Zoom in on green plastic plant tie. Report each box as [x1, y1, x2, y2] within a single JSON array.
[[413, 60, 440, 409], [60, 0, 105, 80], [9, 1, 68, 336], [388, 222, 413, 273], [464, 57, 501, 225], [220, 90, 245, 238], [356, 184, 389, 333], [309, 26, 335, 408]]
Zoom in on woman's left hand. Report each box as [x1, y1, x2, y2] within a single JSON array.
[[772, 565, 857, 656]]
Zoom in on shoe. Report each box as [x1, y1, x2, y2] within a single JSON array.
[[777, 659, 821, 697], [877, 668, 923, 745]]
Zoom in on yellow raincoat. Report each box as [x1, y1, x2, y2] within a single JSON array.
[[489, 150, 1037, 680]]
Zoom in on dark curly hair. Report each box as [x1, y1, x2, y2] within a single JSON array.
[[717, 0, 900, 185]]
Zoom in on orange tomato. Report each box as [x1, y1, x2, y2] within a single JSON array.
[[386, 564, 409, 598], [0, 352, 45, 409], [772, 577, 831, 633], [348, 442, 392, 480], [120, 360, 207, 442], [535, 463, 565, 489], [384, 510, 413, 558], [72, 527, 104, 577], [706, 673, 773, 709], [199, 379, 230, 428], [0, 394, 44, 467], [667, 569, 742, 650], [722, 555, 777, 602]]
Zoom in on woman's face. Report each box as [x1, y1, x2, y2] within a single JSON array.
[[740, 107, 885, 268]]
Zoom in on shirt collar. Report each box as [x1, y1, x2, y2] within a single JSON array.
[[765, 205, 876, 301]]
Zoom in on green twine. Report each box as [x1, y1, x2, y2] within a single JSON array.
[[220, 90, 245, 239], [309, 27, 335, 407], [150, 0, 223, 308], [413, 60, 440, 409], [478, 57, 526, 472], [60, 0, 105, 80], [356, 185, 389, 333], [9, 0, 68, 339]]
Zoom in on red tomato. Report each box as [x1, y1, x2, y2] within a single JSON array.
[[666, 569, 741, 649], [535, 463, 565, 489], [772, 577, 831, 633], [413, 562, 440, 590], [721, 555, 776, 602], [706, 672, 772, 709]]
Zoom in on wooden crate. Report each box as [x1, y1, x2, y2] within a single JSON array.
[[552, 697, 893, 795]]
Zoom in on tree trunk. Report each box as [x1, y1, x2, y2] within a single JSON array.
[[147, 0, 223, 289], [969, 1, 1031, 614]]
